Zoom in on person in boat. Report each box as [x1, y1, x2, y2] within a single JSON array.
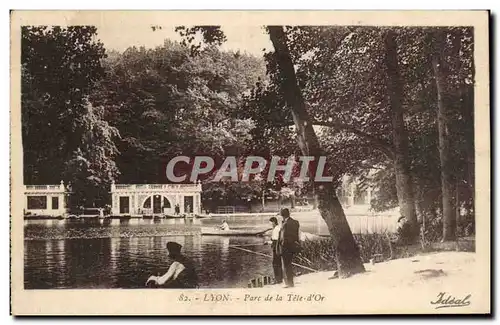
[[269, 217, 283, 284], [277, 208, 300, 288], [174, 204, 180, 215], [145, 241, 199, 289], [220, 219, 230, 231]]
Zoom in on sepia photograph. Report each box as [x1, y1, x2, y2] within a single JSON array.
[[10, 10, 490, 315]]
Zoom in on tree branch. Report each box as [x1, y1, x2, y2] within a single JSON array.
[[267, 119, 395, 159], [313, 120, 395, 159]]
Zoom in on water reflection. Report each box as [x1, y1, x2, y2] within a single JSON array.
[[110, 237, 119, 278], [25, 234, 273, 289]]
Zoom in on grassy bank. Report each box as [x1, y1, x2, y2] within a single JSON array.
[[293, 233, 475, 274]]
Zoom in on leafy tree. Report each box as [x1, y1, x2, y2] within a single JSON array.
[[281, 26, 474, 241], [382, 29, 418, 237], [267, 26, 365, 276], [63, 100, 120, 208], [175, 25, 366, 277], [22, 26, 107, 184], [95, 40, 266, 185], [22, 26, 118, 209], [428, 27, 474, 240]]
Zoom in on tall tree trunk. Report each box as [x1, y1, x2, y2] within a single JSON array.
[[267, 26, 364, 277], [312, 186, 318, 209], [261, 189, 265, 212], [383, 30, 418, 238], [455, 180, 460, 231], [431, 29, 456, 241], [464, 88, 475, 216]]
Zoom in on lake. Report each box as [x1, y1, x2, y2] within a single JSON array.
[[24, 211, 397, 289], [24, 214, 325, 289]]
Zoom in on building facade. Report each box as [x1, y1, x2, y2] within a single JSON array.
[[24, 181, 70, 217], [109, 181, 203, 216]]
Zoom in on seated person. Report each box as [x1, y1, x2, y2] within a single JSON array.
[[220, 220, 230, 231], [146, 241, 198, 289]]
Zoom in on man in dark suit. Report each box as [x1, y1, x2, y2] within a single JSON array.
[[277, 208, 300, 288]]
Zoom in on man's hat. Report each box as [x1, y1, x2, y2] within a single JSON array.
[[280, 208, 290, 218], [166, 241, 182, 256]]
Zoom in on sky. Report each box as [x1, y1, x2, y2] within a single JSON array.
[[94, 23, 273, 57]]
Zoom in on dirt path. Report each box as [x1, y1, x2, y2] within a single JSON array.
[[257, 251, 489, 314]]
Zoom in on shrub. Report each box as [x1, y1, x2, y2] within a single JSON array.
[[292, 233, 395, 273], [353, 233, 393, 262], [396, 222, 420, 245], [422, 216, 443, 243], [293, 238, 337, 272]]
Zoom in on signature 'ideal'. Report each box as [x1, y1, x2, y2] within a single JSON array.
[[430, 292, 471, 309]]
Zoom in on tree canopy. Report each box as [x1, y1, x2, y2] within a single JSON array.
[[22, 25, 475, 241]]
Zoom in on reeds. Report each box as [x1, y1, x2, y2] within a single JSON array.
[[293, 232, 398, 273]]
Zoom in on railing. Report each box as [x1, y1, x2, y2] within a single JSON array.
[[216, 206, 250, 214], [217, 206, 235, 214], [112, 183, 202, 192], [25, 184, 65, 192], [138, 208, 154, 215]]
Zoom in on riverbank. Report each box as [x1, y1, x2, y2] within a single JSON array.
[[259, 250, 488, 313]]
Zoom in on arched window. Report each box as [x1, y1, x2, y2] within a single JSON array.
[[143, 197, 151, 209], [163, 197, 171, 208]]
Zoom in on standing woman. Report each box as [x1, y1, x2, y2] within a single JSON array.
[[269, 217, 283, 284], [146, 241, 199, 289]]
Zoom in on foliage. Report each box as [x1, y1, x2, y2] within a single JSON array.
[[293, 233, 394, 272], [175, 26, 227, 56], [22, 24, 475, 243], [21, 26, 118, 209], [396, 221, 419, 246], [22, 26, 108, 185], [96, 41, 266, 184], [283, 26, 474, 226], [63, 100, 120, 208]]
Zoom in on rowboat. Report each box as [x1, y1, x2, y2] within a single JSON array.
[[200, 227, 272, 236], [66, 208, 106, 219]]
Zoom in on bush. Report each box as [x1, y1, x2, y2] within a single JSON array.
[[457, 216, 475, 237], [396, 222, 420, 245], [292, 233, 395, 273], [422, 216, 443, 243], [354, 233, 393, 262], [293, 238, 337, 272]]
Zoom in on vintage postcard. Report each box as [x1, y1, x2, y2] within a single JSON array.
[[10, 10, 490, 315]]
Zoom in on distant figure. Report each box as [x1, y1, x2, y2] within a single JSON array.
[[146, 241, 199, 289], [174, 204, 180, 215], [277, 208, 300, 288], [186, 204, 191, 214], [269, 217, 283, 284], [397, 216, 407, 230], [220, 219, 230, 231]]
